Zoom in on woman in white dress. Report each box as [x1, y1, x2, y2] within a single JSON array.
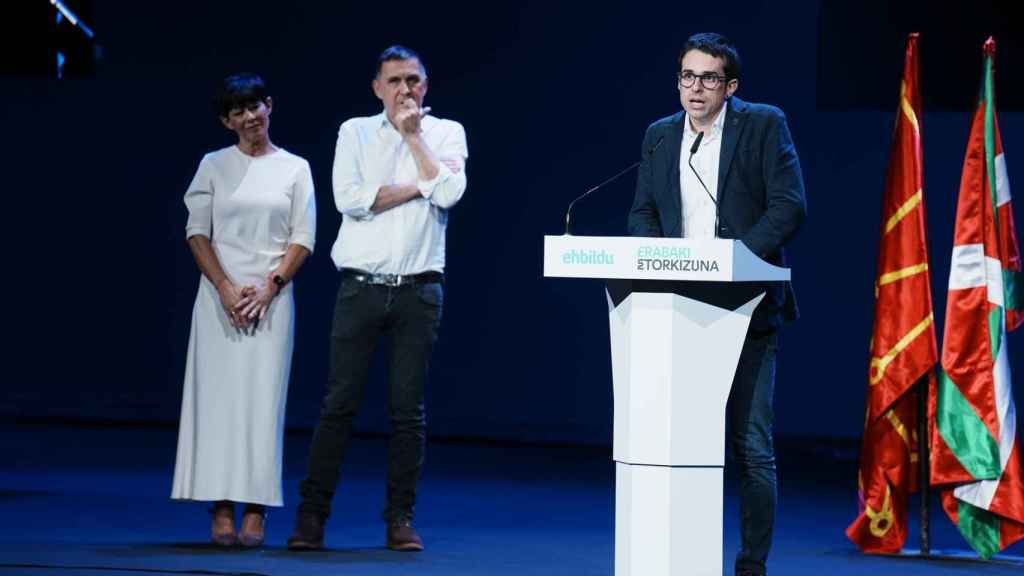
[[171, 73, 316, 547]]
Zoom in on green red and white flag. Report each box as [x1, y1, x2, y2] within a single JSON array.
[[930, 36, 1024, 559], [847, 33, 937, 554]]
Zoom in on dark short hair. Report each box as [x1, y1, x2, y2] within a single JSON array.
[[375, 45, 427, 77], [679, 33, 741, 81], [214, 73, 269, 118]]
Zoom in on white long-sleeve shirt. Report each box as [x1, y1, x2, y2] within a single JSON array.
[[330, 111, 468, 274], [679, 102, 727, 238]]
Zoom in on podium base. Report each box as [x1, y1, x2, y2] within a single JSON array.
[[615, 462, 724, 576]]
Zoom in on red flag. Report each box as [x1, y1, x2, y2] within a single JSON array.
[[929, 36, 1024, 559], [847, 33, 938, 553]]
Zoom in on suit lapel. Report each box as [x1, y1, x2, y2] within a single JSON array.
[[717, 97, 747, 198], [664, 111, 685, 237]]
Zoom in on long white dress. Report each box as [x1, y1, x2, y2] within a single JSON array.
[[171, 145, 316, 506]]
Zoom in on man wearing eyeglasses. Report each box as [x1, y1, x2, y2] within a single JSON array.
[[288, 45, 468, 553], [628, 32, 806, 576]]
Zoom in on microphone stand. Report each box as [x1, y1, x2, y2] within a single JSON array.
[[688, 130, 733, 238], [564, 136, 665, 236], [564, 160, 643, 236]]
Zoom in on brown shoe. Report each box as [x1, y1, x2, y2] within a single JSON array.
[[287, 510, 325, 550], [238, 505, 266, 548], [210, 501, 237, 547], [386, 517, 424, 552]]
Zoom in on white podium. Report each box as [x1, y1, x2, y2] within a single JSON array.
[[543, 235, 790, 576]]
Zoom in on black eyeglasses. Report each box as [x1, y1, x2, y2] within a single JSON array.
[[677, 71, 728, 90]]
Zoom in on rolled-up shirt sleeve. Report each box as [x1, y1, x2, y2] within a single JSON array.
[[332, 120, 382, 221], [418, 120, 468, 209], [289, 160, 317, 253], [184, 155, 214, 239]]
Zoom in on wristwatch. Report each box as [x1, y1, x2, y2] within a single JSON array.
[[273, 274, 287, 289]]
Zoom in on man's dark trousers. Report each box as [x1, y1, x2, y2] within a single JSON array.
[[728, 329, 779, 576], [298, 272, 443, 522]]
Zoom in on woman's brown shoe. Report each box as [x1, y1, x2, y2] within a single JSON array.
[[210, 501, 237, 547], [238, 504, 266, 548]]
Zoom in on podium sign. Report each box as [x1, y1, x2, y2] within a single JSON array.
[[543, 235, 789, 282]]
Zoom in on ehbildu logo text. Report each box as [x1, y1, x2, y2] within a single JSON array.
[[562, 249, 615, 265]]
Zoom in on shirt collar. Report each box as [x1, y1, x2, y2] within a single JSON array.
[[684, 99, 728, 141], [376, 111, 396, 133]]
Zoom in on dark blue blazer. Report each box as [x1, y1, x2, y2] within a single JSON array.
[[627, 97, 807, 330]]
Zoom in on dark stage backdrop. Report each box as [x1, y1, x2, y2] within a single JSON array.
[[3, 0, 1022, 445]]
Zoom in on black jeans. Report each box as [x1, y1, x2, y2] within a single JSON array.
[[729, 330, 779, 576], [298, 274, 443, 523]]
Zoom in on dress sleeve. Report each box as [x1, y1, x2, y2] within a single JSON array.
[[289, 159, 317, 253], [184, 155, 214, 240]]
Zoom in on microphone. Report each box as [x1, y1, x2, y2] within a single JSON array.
[[564, 135, 665, 235], [687, 131, 730, 238], [689, 130, 703, 156]]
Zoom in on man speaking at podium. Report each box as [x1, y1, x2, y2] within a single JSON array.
[[627, 33, 806, 576]]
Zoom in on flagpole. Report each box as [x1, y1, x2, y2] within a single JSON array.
[[918, 374, 930, 555]]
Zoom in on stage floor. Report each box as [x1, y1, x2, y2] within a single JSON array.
[[1, 422, 1022, 575]]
